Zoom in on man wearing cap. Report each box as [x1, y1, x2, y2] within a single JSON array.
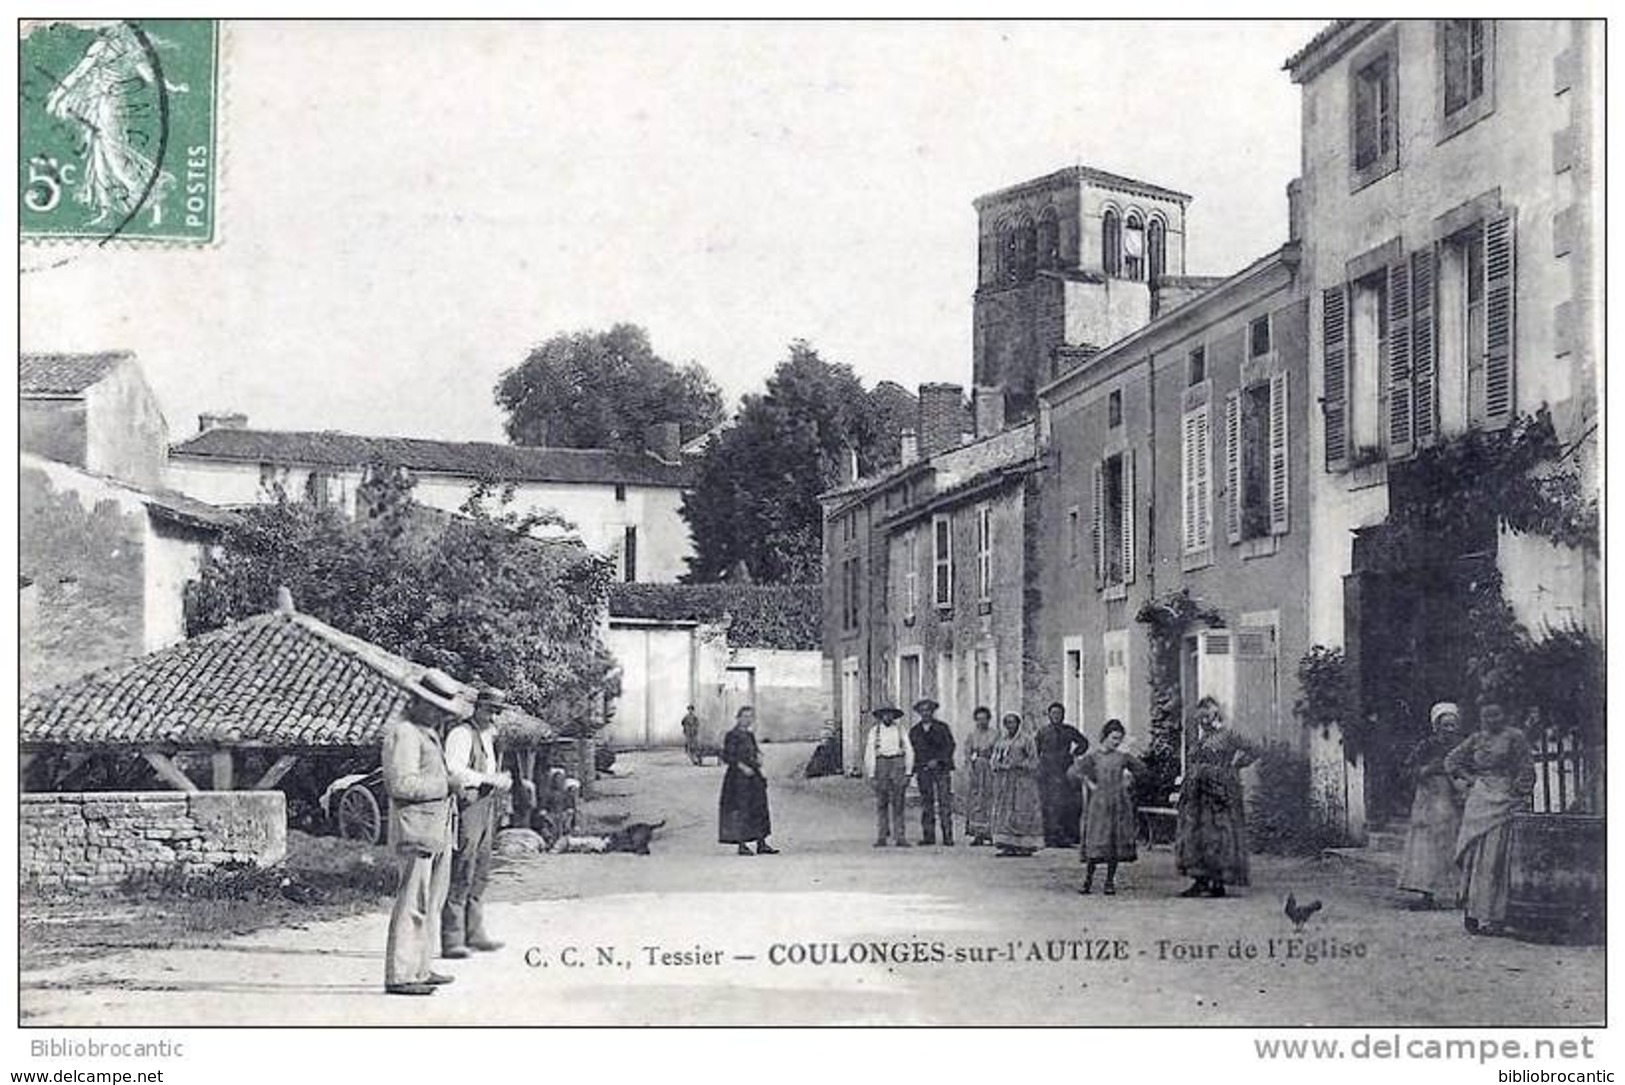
[[909, 698, 958, 846], [864, 706, 914, 848], [382, 668, 468, 996], [441, 686, 513, 959]]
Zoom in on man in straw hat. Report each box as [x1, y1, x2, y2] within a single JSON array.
[[864, 706, 914, 848], [909, 698, 958, 846], [441, 686, 514, 959], [382, 668, 470, 996]]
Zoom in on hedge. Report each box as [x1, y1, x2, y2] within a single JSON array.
[[607, 583, 822, 650]]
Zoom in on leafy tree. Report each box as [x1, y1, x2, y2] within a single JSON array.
[[187, 465, 617, 734], [495, 323, 724, 450], [681, 341, 893, 584]]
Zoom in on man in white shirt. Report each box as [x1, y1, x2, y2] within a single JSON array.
[[864, 706, 913, 848], [441, 686, 512, 959]]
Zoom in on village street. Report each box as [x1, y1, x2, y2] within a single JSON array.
[[20, 744, 1602, 1027]]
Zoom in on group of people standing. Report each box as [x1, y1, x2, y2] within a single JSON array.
[[1397, 697, 1536, 935], [847, 696, 1259, 900], [380, 670, 513, 996]]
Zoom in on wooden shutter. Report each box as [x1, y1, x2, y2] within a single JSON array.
[[1482, 209, 1516, 430], [1321, 285, 1349, 470], [1091, 461, 1105, 588], [1182, 407, 1211, 554], [1224, 390, 1243, 543], [1410, 246, 1438, 447], [1386, 260, 1414, 458], [1121, 449, 1137, 585], [1269, 370, 1290, 536], [1194, 408, 1211, 552]]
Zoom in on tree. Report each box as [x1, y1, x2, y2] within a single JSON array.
[[187, 464, 617, 734], [495, 323, 724, 450], [681, 341, 893, 584]]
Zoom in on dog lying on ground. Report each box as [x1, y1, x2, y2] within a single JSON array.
[[549, 820, 667, 856]]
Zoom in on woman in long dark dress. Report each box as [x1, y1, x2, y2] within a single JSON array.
[[718, 706, 777, 856], [1445, 699, 1534, 934], [1174, 696, 1258, 898]]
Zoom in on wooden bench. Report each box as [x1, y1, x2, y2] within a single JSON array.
[[1137, 806, 1178, 849]]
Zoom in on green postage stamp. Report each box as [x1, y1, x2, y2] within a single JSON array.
[[20, 19, 219, 244]]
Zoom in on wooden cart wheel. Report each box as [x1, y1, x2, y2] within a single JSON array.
[[337, 783, 383, 844]]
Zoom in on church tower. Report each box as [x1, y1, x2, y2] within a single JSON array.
[[971, 167, 1194, 420]]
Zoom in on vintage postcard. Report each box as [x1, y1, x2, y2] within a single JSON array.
[[14, 16, 1606, 1047]]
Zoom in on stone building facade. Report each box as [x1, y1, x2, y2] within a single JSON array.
[[1287, 19, 1602, 822], [168, 421, 697, 584], [21, 352, 171, 491], [19, 354, 231, 697], [1031, 244, 1319, 819]]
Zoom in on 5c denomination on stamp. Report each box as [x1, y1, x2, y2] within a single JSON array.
[[20, 18, 218, 244]]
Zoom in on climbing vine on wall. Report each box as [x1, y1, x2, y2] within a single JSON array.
[[1387, 407, 1597, 556], [1133, 589, 1225, 805], [1294, 645, 1357, 759]]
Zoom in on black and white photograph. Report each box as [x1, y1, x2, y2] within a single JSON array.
[[12, 13, 1607, 1055]]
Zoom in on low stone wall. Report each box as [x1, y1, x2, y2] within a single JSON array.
[[21, 790, 288, 890]]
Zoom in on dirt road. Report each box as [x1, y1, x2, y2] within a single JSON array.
[[20, 744, 1603, 1026]]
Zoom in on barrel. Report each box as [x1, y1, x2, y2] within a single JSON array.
[[1505, 813, 1605, 942]]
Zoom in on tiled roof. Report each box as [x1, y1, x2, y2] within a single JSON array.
[[1283, 20, 1355, 72], [20, 352, 130, 396], [24, 607, 459, 750], [171, 428, 696, 488], [143, 488, 240, 532], [19, 451, 238, 533]]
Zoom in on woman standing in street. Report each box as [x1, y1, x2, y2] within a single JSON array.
[[1174, 696, 1258, 898], [990, 712, 1044, 856], [964, 706, 997, 846], [1396, 702, 1466, 909], [1072, 719, 1148, 895], [1445, 698, 1534, 934], [719, 706, 777, 856]]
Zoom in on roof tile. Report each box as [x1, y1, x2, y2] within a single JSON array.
[[21, 608, 552, 750], [20, 352, 132, 396], [170, 428, 696, 488]]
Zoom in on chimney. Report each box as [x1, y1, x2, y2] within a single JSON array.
[[899, 429, 919, 466], [1286, 177, 1304, 243], [917, 383, 966, 458], [198, 410, 248, 434], [973, 385, 1006, 438], [275, 585, 296, 613], [643, 422, 681, 464], [838, 445, 859, 484]]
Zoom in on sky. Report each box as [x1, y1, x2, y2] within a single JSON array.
[[20, 19, 1317, 444]]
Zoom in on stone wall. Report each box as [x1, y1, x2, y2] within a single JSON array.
[[20, 460, 148, 697], [21, 791, 287, 890]]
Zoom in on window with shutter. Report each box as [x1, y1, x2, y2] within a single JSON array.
[[1120, 449, 1136, 585], [1411, 247, 1437, 446], [1387, 260, 1414, 458], [1181, 406, 1211, 555], [976, 503, 993, 602], [1322, 286, 1349, 470], [1092, 462, 1106, 587], [903, 529, 918, 620], [1268, 371, 1290, 535], [1224, 390, 1243, 543], [1481, 210, 1516, 429], [933, 515, 953, 608]]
